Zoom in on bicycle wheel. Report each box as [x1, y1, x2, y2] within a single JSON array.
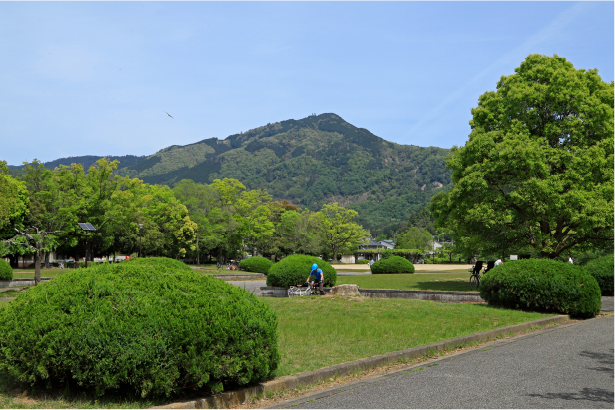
[[469, 274, 480, 290]]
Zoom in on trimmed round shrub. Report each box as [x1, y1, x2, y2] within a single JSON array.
[[0, 259, 12, 281], [266, 255, 336, 288], [357, 259, 369, 264], [480, 259, 601, 319], [239, 256, 273, 274], [584, 255, 614, 296], [370, 256, 415, 274], [0, 257, 279, 398]]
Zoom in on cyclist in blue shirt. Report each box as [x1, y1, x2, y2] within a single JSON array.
[[306, 263, 325, 295]]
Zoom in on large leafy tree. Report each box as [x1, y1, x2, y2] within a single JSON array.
[[396, 227, 432, 252], [316, 202, 368, 262], [432, 54, 614, 259]]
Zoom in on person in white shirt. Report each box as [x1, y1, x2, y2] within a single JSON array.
[[495, 257, 506, 266], [568, 255, 573, 264]]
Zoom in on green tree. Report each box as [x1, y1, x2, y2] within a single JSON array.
[[396, 227, 432, 251], [316, 202, 368, 262], [431, 54, 614, 259], [0, 161, 28, 232], [6, 160, 78, 284]]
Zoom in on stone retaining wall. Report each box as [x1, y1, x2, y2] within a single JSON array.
[[260, 286, 485, 303], [213, 274, 264, 281], [0, 278, 53, 287], [359, 288, 484, 302]]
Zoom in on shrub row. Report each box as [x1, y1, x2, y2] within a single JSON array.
[[480, 259, 601, 319], [239, 256, 273, 274], [266, 255, 336, 288], [583, 255, 614, 296], [0, 259, 12, 281], [0, 257, 280, 398], [370, 256, 415, 274]]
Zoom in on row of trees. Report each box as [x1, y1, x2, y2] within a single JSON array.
[[171, 179, 368, 263], [0, 159, 196, 283], [1, 159, 370, 283]]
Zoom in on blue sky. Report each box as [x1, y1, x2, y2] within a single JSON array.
[[1, 1, 613, 166]]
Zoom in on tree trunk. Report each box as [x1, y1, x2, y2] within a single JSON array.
[[44, 251, 50, 269], [8, 254, 17, 268], [34, 249, 42, 286]]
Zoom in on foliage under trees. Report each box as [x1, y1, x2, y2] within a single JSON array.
[[0, 257, 280, 397], [239, 256, 273, 274], [583, 255, 614, 296], [370, 256, 415, 274], [432, 54, 614, 259], [0, 259, 12, 281], [479, 259, 601, 319]]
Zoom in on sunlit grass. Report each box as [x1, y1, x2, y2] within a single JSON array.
[[263, 296, 553, 377], [337, 273, 475, 292]]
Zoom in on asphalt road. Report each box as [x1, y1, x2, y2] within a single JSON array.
[[274, 315, 614, 409]]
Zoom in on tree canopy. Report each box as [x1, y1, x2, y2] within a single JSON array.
[[432, 54, 614, 259]]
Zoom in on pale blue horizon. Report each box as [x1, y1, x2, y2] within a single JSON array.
[[1, 1, 613, 166]]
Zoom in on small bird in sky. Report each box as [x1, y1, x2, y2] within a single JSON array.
[[165, 111, 174, 119]]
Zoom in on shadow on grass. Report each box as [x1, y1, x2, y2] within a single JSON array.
[[0, 370, 203, 409], [413, 281, 477, 292]]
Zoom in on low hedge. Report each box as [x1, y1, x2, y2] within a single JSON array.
[[239, 256, 273, 274], [266, 255, 336, 288], [357, 259, 369, 264], [0, 257, 280, 398], [0, 259, 12, 281], [583, 255, 614, 296], [479, 259, 601, 319], [370, 256, 415, 274]]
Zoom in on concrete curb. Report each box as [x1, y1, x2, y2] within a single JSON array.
[[0, 278, 53, 287], [153, 315, 569, 409]]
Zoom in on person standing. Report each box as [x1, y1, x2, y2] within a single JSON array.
[[568, 255, 574, 264], [306, 263, 325, 295]]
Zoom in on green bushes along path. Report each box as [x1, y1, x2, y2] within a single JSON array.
[[239, 256, 273, 274], [480, 259, 601, 319], [267, 255, 336, 288], [370, 255, 415, 274], [583, 255, 614, 296], [0, 257, 280, 398]]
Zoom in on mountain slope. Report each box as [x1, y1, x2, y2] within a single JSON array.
[[121, 113, 452, 235]]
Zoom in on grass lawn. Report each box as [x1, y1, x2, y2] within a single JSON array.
[[263, 296, 554, 377], [337, 273, 476, 292], [0, 293, 554, 408]]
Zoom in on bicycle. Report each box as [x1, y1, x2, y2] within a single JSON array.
[[288, 282, 313, 297], [468, 261, 495, 289]]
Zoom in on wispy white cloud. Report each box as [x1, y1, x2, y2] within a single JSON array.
[[404, 2, 593, 142]]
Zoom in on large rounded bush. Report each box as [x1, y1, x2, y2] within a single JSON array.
[[239, 256, 273, 274], [266, 255, 336, 288], [370, 256, 415, 274], [0, 259, 13, 281], [0, 257, 279, 398], [584, 255, 614, 296], [480, 259, 601, 319]]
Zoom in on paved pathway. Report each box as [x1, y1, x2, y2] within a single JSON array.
[[273, 315, 614, 409]]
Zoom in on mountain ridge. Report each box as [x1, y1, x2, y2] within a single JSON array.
[[9, 113, 453, 235]]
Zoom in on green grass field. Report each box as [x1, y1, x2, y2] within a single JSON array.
[[337, 273, 475, 292], [263, 296, 552, 377]]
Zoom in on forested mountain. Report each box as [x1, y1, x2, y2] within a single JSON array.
[[8, 155, 145, 176], [119, 113, 452, 235]]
